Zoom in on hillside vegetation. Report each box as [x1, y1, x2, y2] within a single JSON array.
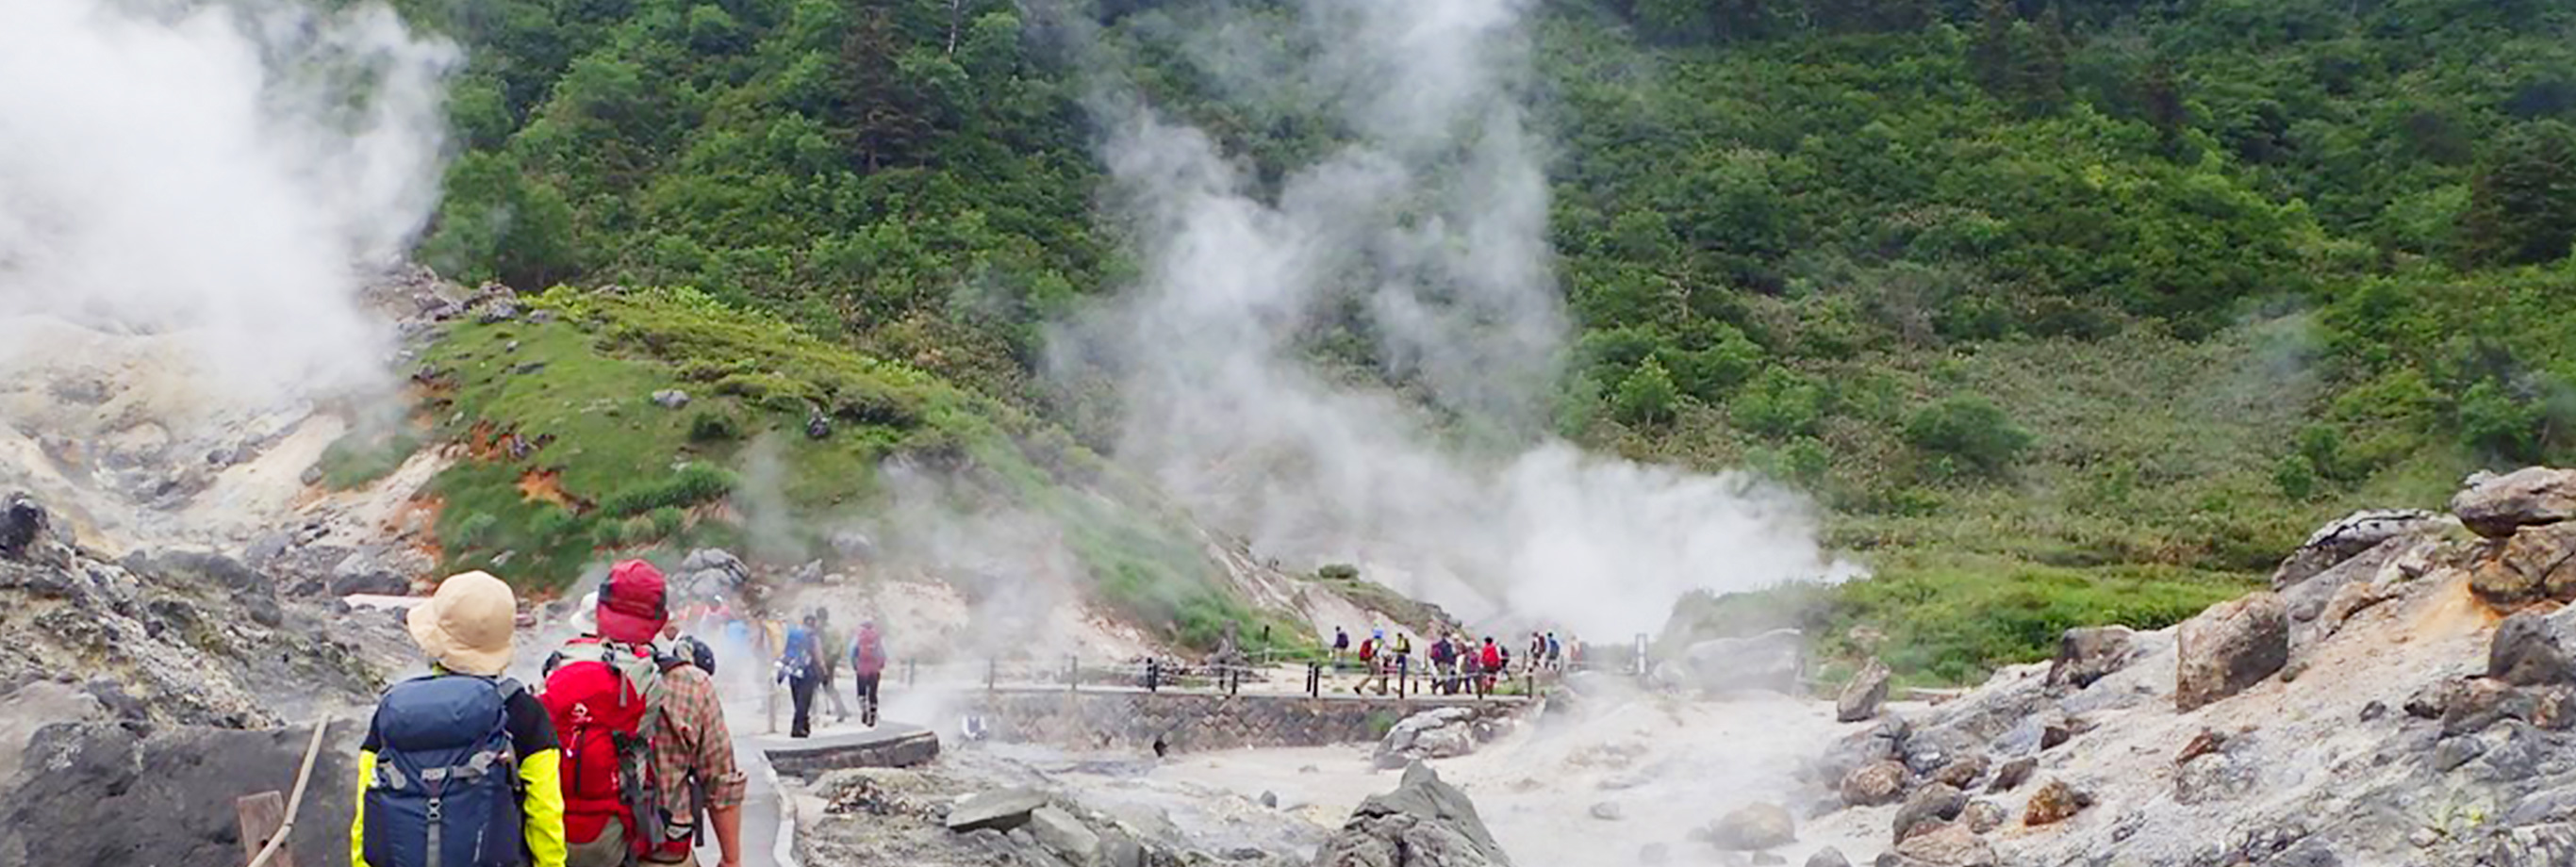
[[371, 286, 1280, 648], [380, 0, 2576, 678]]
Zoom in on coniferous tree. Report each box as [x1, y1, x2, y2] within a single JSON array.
[[2465, 121, 2576, 266]]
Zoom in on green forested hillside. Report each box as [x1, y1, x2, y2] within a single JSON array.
[[386, 0, 2576, 679]]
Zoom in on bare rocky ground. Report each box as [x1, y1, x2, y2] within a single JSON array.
[[1792, 467, 2576, 867]]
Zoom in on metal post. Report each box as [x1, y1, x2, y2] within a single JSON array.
[[906, 658, 917, 687], [1148, 659, 1161, 693], [1068, 655, 1079, 691], [987, 658, 997, 692], [1397, 656, 1409, 698]]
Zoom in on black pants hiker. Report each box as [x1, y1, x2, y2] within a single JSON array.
[[789, 675, 820, 738], [854, 672, 882, 726]]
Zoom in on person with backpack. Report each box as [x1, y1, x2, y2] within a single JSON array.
[[543, 560, 747, 867], [777, 613, 825, 738], [1428, 634, 1455, 695], [1478, 636, 1503, 695], [352, 570, 568, 867], [850, 618, 887, 728], [1331, 626, 1349, 663], [1350, 630, 1380, 695], [810, 607, 851, 724]]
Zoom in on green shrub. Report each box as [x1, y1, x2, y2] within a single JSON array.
[[649, 506, 687, 537], [600, 464, 737, 516], [1904, 395, 2035, 479], [688, 410, 740, 442], [1732, 367, 1825, 439], [618, 515, 664, 547], [454, 511, 500, 548], [1612, 358, 1680, 426], [1318, 564, 1360, 581], [2273, 452, 2320, 500]]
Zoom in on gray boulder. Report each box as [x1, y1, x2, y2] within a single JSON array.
[[948, 788, 1049, 833], [2176, 592, 2288, 711], [2271, 509, 2443, 589], [1891, 783, 1966, 843], [651, 389, 691, 409], [1313, 761, 1511, 867], [329, 548, 414, 597], [1028, 806, 1103, 866], [1662, 630, 1805, 694], [1839, 660, 1891, 722], [1841, 761, 1908, 807], [1376, 707, 1484, 769], [0, 493, 47, 558], [1710, 802, 1797, 850], [1805, 848, 1851, 867], [2453, 467, 2576, 539], [2492, 606, 2576, 687], [2048, 626, 2141, 689]]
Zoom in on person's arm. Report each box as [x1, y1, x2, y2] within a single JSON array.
[[519, 748, 568, 867], [351, 749, 375, 867], [678, 669, 751, 867], [709, 804, 744, 867], [507, 690, 569, 867]]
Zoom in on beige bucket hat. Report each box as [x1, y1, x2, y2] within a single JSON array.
[[407, 571, 518, 676]]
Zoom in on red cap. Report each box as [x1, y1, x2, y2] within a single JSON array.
[[597, 559, 669, 644]]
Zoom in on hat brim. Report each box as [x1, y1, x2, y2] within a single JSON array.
[[596, 604, 664, 644], [408, 601, 512, 676]]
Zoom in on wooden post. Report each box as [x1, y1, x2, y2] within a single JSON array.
[[238, 791, 292, 867]]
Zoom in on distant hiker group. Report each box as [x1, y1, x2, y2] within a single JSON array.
[[1331, 624, 1577, 696], [774, 606, 889, 737]]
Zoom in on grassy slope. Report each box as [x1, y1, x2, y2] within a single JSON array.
[[405, 286, 1284, 649]]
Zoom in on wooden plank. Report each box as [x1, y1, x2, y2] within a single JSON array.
[[237, 791, 292, 867]]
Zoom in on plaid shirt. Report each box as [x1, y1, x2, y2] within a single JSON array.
[[653, 663, 747, 814]]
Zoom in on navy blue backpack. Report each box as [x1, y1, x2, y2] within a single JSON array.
[[362, 675, 526, 867]]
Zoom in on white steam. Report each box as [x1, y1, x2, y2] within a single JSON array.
[[0, 0, 458, 403], [1057, 0, 1858, 640]]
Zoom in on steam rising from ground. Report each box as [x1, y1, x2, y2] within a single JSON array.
[[1055, 0, 1858, 640], [0, 0, 456, 404]]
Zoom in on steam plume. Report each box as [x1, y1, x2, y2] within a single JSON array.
[[0, 0, 458, 403], [1055, 0, 1858, 640]]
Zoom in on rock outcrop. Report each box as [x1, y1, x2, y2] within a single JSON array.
[[2047, 626, 2142, 689], [2453, 467, 2576, 540], [2271, 509, 2444, 589], [2, 718, 360, 867], [1314, 761, 1511, 867], [0, 494, 388, 729], [1376, 707, 1484, 769], [2469, 523, 2576, 608], [2492, 606, 2576, 687], [2174, 592, 2288, 711], [1659, 630, 1805, 695], [1838, 660, 1891, 722]]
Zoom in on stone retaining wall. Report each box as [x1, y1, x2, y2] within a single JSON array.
[[959, 689, 1527, 753]]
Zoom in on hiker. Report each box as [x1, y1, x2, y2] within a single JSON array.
[[1428, 633, 1456, 695], [1528, 631, 1546, 670], [779, 613, 825, 738], [812, 607, 851, 724], [1390, 630, 1413, 692], [850, 617, 887, 728], [1351, 630, 1381, 695], [542, 560, 748, 867], [352, 570, 568, 867], [1545, 631, 1563, 673], [1478, 636, 1503, 694], [1331, 626, 1350, 663]]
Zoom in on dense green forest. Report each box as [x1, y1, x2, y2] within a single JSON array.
[[383, 0, 2576, 680]]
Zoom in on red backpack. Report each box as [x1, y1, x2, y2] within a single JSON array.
[[541, 638, 688, 859]]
